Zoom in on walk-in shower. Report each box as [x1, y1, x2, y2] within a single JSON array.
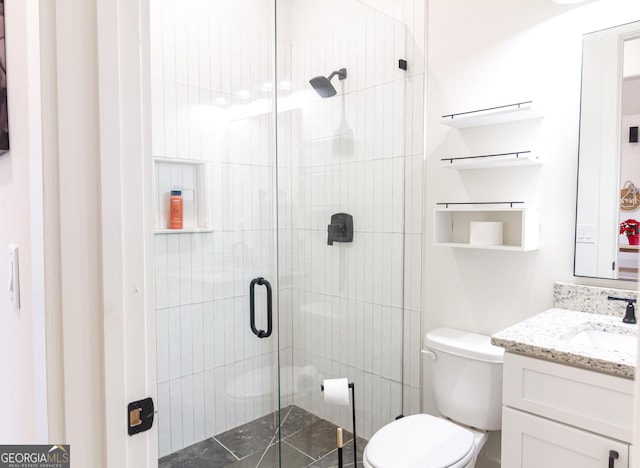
[[309, 68, 347, 98], [151, 1, 425, 466]]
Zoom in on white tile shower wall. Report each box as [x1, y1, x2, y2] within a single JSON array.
[[289, 0, 425, 440], [153, 0, 425, 455], [151, 0, 292, 456]]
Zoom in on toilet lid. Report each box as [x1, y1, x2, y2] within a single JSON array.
[[365, 414, 474, 468]]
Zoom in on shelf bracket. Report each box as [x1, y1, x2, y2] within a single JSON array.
[[437, 202, 525, 209]]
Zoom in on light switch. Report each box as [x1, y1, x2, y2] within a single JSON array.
[[576, 224, 596, 244], [8, 245, 20, 309]]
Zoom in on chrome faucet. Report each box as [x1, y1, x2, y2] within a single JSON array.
[[607, 296, 637, 324]]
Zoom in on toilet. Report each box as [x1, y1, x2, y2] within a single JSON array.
[[363, 327, 504, 468]]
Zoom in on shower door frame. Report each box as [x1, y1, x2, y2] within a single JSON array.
[[97, 0, 285, 465], [97, 0, 160, 466]]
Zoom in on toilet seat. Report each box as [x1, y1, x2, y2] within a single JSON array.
[[363, 414, 475, 468]]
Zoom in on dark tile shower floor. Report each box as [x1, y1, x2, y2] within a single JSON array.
[[159, 405, 367, 468]]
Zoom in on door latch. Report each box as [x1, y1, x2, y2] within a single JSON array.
[[128, 397, 154, 436]]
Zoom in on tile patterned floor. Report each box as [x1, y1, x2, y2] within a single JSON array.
[[159, 405, 367, 468]]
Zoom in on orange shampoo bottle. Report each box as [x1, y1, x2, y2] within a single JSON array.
[[169, 189, 183, 229]]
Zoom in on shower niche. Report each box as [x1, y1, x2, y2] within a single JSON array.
[[153, 158, 210, 233]]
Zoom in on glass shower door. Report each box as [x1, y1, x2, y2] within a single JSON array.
[[275, 1, 408, 465], [152, 0, 284, 466], [152, 0, 412, 465]]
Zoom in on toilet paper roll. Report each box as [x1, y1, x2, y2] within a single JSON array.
[[323, 378, 350, 406]]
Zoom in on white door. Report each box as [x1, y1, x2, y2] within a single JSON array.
[[502, 407, 629, 468]]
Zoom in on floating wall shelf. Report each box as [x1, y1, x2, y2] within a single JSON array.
[[440, 151, 541, 169], [153, 157, 211, 233], [433, 203, 540, 251], [441, 101, 541, 128]]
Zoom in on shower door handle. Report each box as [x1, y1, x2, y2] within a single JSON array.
[[249, 277, 272, 338]]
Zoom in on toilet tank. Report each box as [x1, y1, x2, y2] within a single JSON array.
[[423, 327, 504, 431]]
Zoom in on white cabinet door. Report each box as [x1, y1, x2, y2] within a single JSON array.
[[502, 407, 629, 468], [503, 353, 634, 443]]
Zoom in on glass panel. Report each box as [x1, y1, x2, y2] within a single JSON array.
[[151, 0, 412, 465], [276, 1, 407, 464], [151, 0, 282, 465]]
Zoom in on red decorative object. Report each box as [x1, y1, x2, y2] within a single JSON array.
[[620, 219, 640, 235], [620, 219, 640, 245]]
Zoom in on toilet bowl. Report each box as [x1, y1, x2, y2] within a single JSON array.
[[362, 328, 504, 468], [362, 414, 487, 468]]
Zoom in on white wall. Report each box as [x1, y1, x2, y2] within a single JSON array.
[[53, 0, 106, 464], [0, 0, 47, 444], [426, 0, 640, 345], [624, 36, 640, 77], [2, 0, 133, 463], [426, 1, 640, 466]]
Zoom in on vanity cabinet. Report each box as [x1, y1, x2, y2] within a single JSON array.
[[503, 408, 629, 468], [501, 353, 634, 468]]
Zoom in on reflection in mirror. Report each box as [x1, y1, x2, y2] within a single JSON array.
[[575, 21, 640, 280], [618, 37, 640, 280]]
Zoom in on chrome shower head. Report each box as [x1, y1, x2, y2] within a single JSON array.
[[309, 68, 347, 98]]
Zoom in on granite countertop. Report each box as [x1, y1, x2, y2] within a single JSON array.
[[491, 308, 638, 379]]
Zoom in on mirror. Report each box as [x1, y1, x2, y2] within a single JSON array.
[[575, 21, 640, 280]]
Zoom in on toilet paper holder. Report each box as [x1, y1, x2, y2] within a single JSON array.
[[321, 381, 357, 467]]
